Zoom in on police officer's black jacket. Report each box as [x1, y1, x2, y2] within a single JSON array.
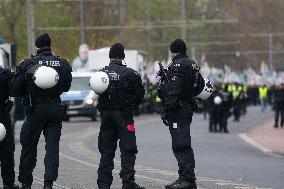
[[0, 68, 13, 111], [273, 88, 284, 109], [274, 88, 284, 102], [98, 60, 145, 111], [158, 53, 202, 110], [9, 48, 72, 102], [209, 89, 232, 109], [220, 89, 233, 110], [208, 90, 221, 111]]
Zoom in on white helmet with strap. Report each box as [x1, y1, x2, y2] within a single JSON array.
[[195, 78, 213, 100], [214, 96, 222, 105], [0, 123, 6, 141], [89, 71, 110, 94], [34, 66, 59, 89]]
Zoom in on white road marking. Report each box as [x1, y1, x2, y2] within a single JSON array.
[[234, 187, 272, 189], [239, 133, 272, 153], [15, 170, 72, 189], [58, 118, 272, 189], [59, 152, 170, 184]]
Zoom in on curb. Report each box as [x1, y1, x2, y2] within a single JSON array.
[[239, 133, 272, 153], [239, 117, 284, 157]]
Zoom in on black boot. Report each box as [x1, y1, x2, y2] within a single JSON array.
[[165, 179, 181, 189], [122, 182, 145, 189], [43, 181, 53, 189], [3, 184, 20, 189], [20, 184, 31, 189], [166, 180, 197, 189]]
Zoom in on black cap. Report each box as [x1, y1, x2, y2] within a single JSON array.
[[35, 33, 51, 48], [109, 43, 125, 59], [170, 39, 187, 54]]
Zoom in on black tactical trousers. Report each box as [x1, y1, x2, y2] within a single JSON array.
[[209, 108, 222, 132], [18, 104, 63, 185], [274, 106, 284, 127], [0, 116, 16, 186], [219, 109, 229, 132], [233, 104, 240, 121], [97, 110, 138, 189], [169, 123, 196, 182], [167, 106, 196, 183]]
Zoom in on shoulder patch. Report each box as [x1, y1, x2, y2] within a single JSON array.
[[191, 61, 199, 71]]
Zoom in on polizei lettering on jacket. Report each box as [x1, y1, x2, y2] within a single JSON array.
[[38, 60, 60, 67]]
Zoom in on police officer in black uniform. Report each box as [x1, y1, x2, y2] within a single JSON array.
[[9, 33, 72, 189], [274, 83, 284, 128], [219, 85, 233, 133], [0, 68, 19, 189], [209, 84, 233, 133], [158, 39, 202, 189], [97, 43, 145, 189], [208, 86, 222, 132], [232, 82, 241, 122]]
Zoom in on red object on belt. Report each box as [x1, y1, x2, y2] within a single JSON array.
[[127, 124, 135, 132]]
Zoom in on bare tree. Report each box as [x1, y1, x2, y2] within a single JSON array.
[[0, 0, 25, 42]]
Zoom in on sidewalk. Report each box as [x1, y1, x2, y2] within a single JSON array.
[[246, 119, 284, 155]]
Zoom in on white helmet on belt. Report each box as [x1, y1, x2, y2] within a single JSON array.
[[214, 96, 222, 105], [34, 66, 59, 89], [89, 71, 110, 94], [0, 123, 6, 141], [195, 78, 213, 100]]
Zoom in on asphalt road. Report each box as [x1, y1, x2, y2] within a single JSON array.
[[2, 106, 284, 189]]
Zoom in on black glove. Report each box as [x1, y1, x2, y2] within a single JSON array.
[[161, 110, 170, 126], [191, 98, 200, 111]]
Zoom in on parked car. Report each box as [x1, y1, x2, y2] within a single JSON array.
[[61, 72, 98, 121]]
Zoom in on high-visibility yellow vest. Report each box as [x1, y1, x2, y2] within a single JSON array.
[[155, 96, 161, 103], [232, 85, 240, 99], [228, 85, 232, 92], [259, 87, 268, 99], [238, 86, 244, 99], [243, 85, 247, 93]]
